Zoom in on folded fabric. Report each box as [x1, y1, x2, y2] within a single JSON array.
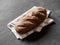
[[7, 6, 54, 39]]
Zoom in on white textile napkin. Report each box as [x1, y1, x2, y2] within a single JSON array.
[[7, 6, 54, 39]]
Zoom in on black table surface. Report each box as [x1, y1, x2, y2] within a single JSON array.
[[0, 0, 60, 45]]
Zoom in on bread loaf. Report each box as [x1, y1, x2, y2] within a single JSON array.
[[15, 7, 47, 34]]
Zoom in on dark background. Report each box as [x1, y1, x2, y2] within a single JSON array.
[[0, 0, 60, 45]]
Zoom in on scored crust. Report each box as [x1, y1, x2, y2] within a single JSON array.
[[15, 7, 47, 34]]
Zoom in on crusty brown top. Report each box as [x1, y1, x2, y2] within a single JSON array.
[[15, 7, 47, 34]]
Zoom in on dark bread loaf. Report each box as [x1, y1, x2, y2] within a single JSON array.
[[15, 7, 47, 34]]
